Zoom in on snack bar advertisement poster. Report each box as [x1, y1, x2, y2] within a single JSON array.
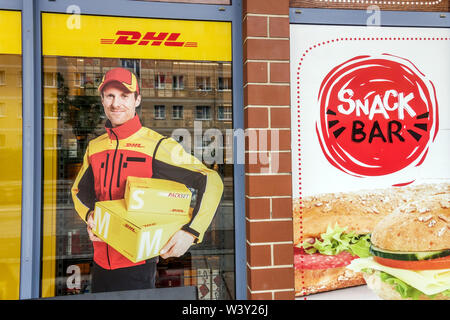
[[290, 25, 450, 298]]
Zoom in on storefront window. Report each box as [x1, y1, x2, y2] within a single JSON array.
[[41, 13, 234, 299], [137, 1, 231, 4], [0, 10, 22, 300]]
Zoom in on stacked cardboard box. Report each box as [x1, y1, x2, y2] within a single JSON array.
[[90, 177, 192, 263]]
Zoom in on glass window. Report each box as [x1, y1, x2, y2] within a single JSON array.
[[0, 10, 22, 300], [172, 105, 183, 119], [41, 13, 233, 300], [173, 75, 184, 90], [44, 72, 57, 88], [195, 106, 211, 120], [137, 0, 231, 4], [217, 106, 232, 121], [155, 74, 166, 89], [42, 57, 234, 299], [195, 76, 211, 91], [154, 105, 166, 119], [74, 73, 85, 88], [218, 77, 231, 91], [0, 70, 6, 85]]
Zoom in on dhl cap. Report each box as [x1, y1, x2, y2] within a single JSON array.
[[98, 67, 140, 95]]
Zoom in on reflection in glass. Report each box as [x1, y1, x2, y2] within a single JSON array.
[[42, 57, 234, 299], [0, 54, 22, 299]]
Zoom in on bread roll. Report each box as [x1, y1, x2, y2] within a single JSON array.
[[293, 183, 450, 297], [371, 192, 450, 251], [294, 183, 450, 244], [295, 267, 365, 296]]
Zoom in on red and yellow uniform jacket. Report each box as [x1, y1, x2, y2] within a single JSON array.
[[71, 114, 224, 270]]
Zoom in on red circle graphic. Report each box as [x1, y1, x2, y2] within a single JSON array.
[[316, 54, 439, 177]]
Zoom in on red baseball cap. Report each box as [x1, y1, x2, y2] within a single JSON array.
[[98, 67, 140, 95]]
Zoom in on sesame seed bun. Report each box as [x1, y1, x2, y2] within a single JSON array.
[[370, 192, 450, 252]]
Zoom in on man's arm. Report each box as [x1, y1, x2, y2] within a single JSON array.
[[152, 137, 224, 256], [71, 145, 97, 222]]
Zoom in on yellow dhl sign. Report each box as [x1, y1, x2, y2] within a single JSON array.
[[0, 10, 21, 54], [42, 13, 232, 61]]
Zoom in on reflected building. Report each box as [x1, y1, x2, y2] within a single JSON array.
[[42, 56, 235, 299]]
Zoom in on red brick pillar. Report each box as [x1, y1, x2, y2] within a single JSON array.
[[243, 0, 295, 300]]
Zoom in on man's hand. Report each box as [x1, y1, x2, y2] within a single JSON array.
[[86, 211, 104, 242], [160, 230, 196, 259]]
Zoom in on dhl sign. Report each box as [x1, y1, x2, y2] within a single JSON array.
[[0, 11, 21, 54], [42, 13, 231, 61], [101, 31, 198, 48]]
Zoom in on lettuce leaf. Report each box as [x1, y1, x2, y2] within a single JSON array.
[[378, 271, 450, 300], [299, 224, 371, 257]]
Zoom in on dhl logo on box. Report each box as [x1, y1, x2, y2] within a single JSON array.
[[92, 199, 190, 262], [124, 177, 192, 215]]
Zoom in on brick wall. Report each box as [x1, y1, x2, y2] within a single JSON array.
[[243, 0, 295, 300]]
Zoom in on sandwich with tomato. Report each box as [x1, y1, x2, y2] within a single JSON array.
[[293, 187, 404, 296], [347, 194, 450, 300], [293, 183, 449, 296]]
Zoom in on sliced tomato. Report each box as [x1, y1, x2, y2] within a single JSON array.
[[374, 255, 450, 270]]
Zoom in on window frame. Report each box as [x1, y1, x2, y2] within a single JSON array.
[[217, 105, 232, 121], [172, 105, 184, 119], [17, 0, 246, 301], [217, 76, 231, 91], [172, 74, 184, 90], [154, 104, 166, 119], [154, 73, 166, 89], [195, 105, 211, 120]]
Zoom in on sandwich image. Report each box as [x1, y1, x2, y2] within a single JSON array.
[[293, 183, 449, 296], [347, 192, 450, 300]]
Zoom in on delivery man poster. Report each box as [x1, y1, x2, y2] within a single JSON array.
[[71, 67, 224, 293]]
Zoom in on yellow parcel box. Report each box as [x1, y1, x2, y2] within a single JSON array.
[[124, 177, 192, 215], [92, 199, 191, 263]]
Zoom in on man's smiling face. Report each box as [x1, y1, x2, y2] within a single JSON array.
[[101, 82, 141, 127]]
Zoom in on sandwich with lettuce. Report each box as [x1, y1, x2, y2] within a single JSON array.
[[347, 195, 450, 300]]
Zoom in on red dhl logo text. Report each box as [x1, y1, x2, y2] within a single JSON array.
[[101, 31, 198, 47], [124, 223, 136, 233], [142, 223, 156, 228], [171, 209, 185, 213], [125, 143, 144, 148]]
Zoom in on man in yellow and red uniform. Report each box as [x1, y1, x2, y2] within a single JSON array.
[[71, 67, 223, 293]]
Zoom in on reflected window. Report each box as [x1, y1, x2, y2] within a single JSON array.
[[0, 52, 22, 299], [172, 105, 183, 119], [173, 75, 184, 90], [0, 70, 5, 85], [218, 77, 231, 91], [74, 73, 85, 88], [42, 57, 235, 300], [155, 74, 166, 89], [195, 106, 211, 120], [154, 105, 166, 119], [196, 76, 211, 91], [218, 106, 232, 121], [44, 72, 57, 88]]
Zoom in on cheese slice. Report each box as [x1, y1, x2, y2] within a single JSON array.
[[347, 257, 450, 296]]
